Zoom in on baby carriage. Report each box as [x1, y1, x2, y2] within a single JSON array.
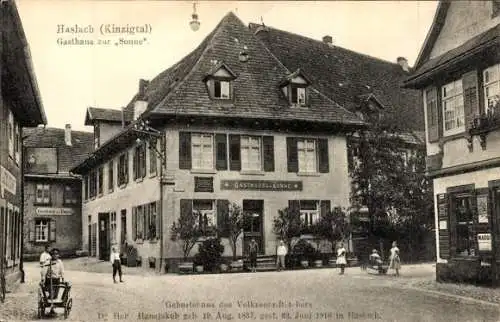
[[37, 262, 73, 319], [365, 250, 388, 275]]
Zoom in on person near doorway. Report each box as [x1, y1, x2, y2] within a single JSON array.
[[39, 244, 51, 282], [110, 246, 124, 283], [336, 242, 347, 275], [248, 239, 259, 273], [389, 241, 401, 276], [276, 240, 287, 272]]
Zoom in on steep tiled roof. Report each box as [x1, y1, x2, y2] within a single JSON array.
[[248, 23, 424, 132], [132, 12, 363, 126], [23, 127, 93, 173], [85, 107, 132, 125]]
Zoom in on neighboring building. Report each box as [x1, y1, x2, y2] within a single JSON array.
[[22, 125, 93, 259], [84, 107, 132, 149], [404, 1, 500, 284], [0, 0, 47, 287], [71, 12, 367, 270]]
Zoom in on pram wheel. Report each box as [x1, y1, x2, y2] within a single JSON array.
[[64, 298, 72, 319]]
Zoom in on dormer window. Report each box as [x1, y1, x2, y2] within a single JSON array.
[[214, 80, 230, 99], [204, 62, 236, 101], [281, 69, 311, 107]]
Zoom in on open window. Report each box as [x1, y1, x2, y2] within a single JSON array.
[[204, 62, 237, 100], [280, 69, 311, 107]]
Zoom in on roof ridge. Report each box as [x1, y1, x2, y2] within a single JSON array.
[[251, 23, 406, 68], [27, 126, 93, 135], [149, 12, 244, 115]]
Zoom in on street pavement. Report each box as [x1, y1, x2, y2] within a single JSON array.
[[0, 261, 499, 322]]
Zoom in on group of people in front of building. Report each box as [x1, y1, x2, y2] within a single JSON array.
[[246, 239, 401, 276]]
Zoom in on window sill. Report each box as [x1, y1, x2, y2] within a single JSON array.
[[190, 169, 216, 174], [240, 170, 265, 176], [297, 172, 321, 177]]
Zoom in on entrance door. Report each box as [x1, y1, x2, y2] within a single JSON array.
[[243, 200, 264, 255], [98, 213, 110, 261]]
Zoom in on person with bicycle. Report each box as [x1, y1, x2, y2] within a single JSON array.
[[45, 249, 64, 315]]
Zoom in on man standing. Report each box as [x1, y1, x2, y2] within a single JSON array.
[[110, 247, 124, 283], [39, 245, 51, 282], [276, 240, 287, 272]]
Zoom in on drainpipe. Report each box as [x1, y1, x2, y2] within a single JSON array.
[[158, 132, 166, 273], [20, 129, 25, 283]]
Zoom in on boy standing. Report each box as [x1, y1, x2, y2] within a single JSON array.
[[276, 240, 287, 272], [110, 247, 124, 283]]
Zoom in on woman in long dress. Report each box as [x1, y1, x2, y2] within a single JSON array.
[[336, 242, 347, 275], [389, 241, 401, 276]]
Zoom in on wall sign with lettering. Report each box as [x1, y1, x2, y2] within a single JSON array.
[[477, 233, 492, 251], [221, 180, 302, 191], [36, 207, 74, 216], [0, 166, 17, 198], [194, 177, 214, 193]]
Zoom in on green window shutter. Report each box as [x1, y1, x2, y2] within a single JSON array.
[[229, 135, 241, 171], [180, 199, 193, 225], [262, 136, 275, 172], [317, 139, 329, 173], [49, 220, 56, 242], [286, 137, 298, 173], [437, 193, 450, 259], [179, 132, 192, 169], [215, 134, 228, 170], [426, 87, 439, 143], [320, 200, 331, 217], [217, 199, 229, 238], [462, 70, 479, 132]]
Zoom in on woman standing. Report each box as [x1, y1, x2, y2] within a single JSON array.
[[336, 242, 347, 275], [248, 239, 259, 273], [389, 241, 401, 276]]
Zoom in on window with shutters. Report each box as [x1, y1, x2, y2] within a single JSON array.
[[63, 185, 78, 205], [192, 133, 214, 170], [298, 139, 317, 173], [483, 63, 500, 114], [193, 199, 216, 235], [299, 200, 320, 226], [35, 219, 49, 242], [108, 161, 114, 192], [452, 193, 476, 257], [442, 79, 465, 136], [110, 212, 117, 244], [118, 153, 128, 186], [134, 143, 146, 180], [136, 205, 144, 240], [148, 202, 157, 240], [241, 136, 261, 171], [35, 184, 51, 205]]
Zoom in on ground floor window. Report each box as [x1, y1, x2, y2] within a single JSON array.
[[299, 200, 320, 226], [35, 219, 49, 242], [451, 193, 476, 256], [193, 199, 216, 234]]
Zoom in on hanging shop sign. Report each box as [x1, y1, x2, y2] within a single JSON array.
[[477, 233, 492, 251], [36, 207, 74, 216], [0, 166, 16, 198], [220, 180, 302, 191]]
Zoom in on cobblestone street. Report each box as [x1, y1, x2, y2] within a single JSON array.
[[0, 260, 499, 322]]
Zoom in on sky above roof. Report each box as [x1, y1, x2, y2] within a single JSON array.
[[16, 0, 438, 131]]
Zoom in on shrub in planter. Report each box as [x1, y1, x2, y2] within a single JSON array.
[[194, 238, 224, 273]]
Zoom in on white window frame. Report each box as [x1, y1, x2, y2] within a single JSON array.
[[442, 79, 464, 136], [35, 219, 49, 242], [35, 184, 50, 204], [241, 136, 262, 171], [191, 133, 214, 170], [483, 63, 500, 114], [214, 80, 231, 99], [193, 199, 216, 230], [299, 200, 320, 227], [297, 139, 317, 173], [291, 86, 307, 106]]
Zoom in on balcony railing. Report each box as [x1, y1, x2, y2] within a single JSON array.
[[469, 104, 500, 150]]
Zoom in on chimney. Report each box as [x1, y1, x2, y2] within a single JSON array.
[[134, 79, 149, 120], [322, 35, 333, 46], [397, 57, 410, 72], [64, 124, 72, 146]]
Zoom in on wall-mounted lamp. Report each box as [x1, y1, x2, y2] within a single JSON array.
[[190, 2, 200, 32]]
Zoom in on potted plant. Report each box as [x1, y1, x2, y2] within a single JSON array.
[[170, 208, 203, 273], [194, 237, 224, 273], [313, 206, 352, 262], [223, 202, 246, 268], [293, 239, 316, 269], [273, 207, 302, 254]]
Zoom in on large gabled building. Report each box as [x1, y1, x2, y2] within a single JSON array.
[[71, 12, 367, 271], [404, 1, 500, 284], [0, 0, 47, 288]]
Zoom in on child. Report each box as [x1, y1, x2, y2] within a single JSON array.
[[389, 241, 401, 276], [336, 242, 347, 275], [110, 247, 124, 283], [276, 240, 287, 272]]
